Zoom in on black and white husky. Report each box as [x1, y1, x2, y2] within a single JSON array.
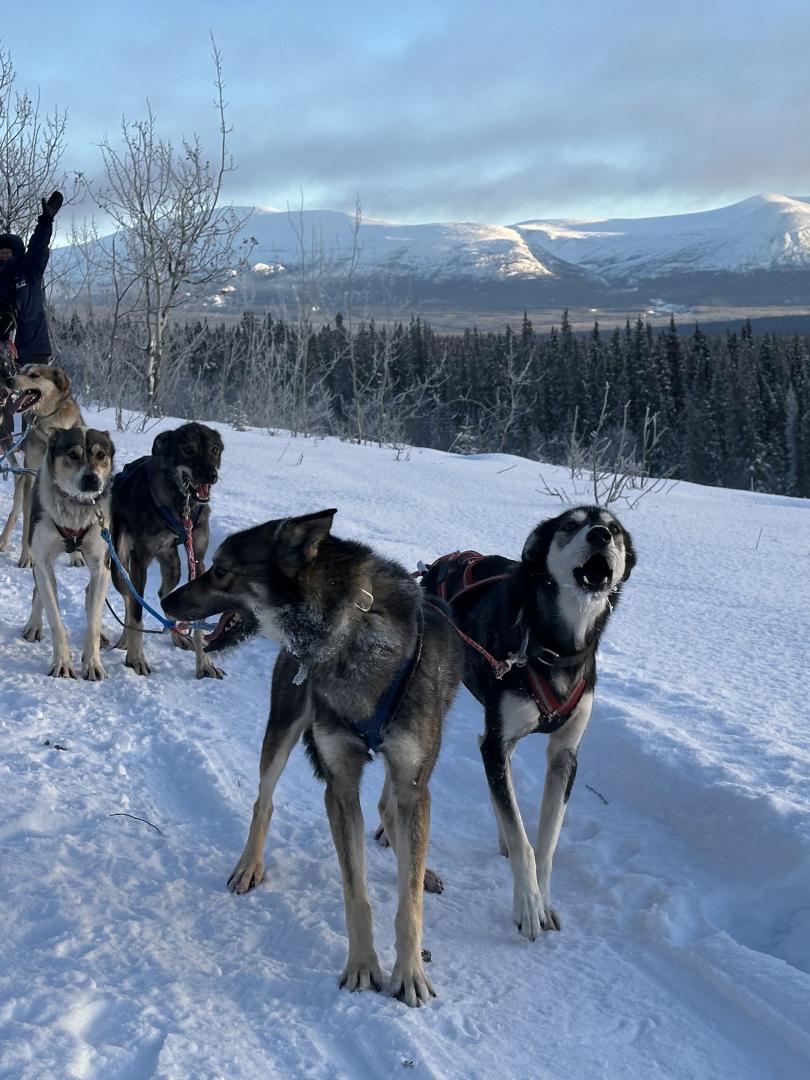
[[161, 510, 464, 1006], [418, 505, 635, 939], [22, 426, 116, 680]]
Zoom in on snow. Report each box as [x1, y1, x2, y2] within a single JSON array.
[[1, 412, 809, 1079], [514, 194, 810, 281]]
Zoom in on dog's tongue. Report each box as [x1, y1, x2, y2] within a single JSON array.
[[195, 483, 210, 501], [205, 611, 231, 643]]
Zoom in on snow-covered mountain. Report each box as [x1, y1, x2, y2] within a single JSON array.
[[514, 194, 810, 283], [239, 194, 810, 287], [54, 194, 810, 314]]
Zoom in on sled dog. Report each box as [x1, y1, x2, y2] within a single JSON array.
[[0, 365, 83, 567], [110, 422, 224, 679], [162, 509, 464, 1006], [417, 505, 635, 939], [22, 426, 115, 679]]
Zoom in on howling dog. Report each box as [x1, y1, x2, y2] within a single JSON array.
[[162, 510, 463, 1006], [22, 426, 115, 679], [414, 505, 635, 939]]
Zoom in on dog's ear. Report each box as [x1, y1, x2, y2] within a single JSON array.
[[521, 515, 561, 573], [51, 368, 70, 394], [46, 428, 61, 462], [621, 528, 636, 581], [275, 509, 337, 576], [152, 430, 173, 456]]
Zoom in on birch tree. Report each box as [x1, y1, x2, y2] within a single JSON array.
[[91, 38, 251, 417]]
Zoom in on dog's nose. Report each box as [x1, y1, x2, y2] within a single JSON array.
[[80, 472, 101, 492], [587, 526, 612, 547]]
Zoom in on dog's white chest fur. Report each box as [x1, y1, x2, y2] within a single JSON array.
[[500, 691, 541, 743]]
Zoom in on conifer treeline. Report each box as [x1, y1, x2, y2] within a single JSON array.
[[54, 309, 810, 497]]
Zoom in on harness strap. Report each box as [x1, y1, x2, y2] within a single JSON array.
[[422, 549, 593, 731], [352, 607, 424, 752], [524, 666, 588, 733], [53, 520, 93, 554]]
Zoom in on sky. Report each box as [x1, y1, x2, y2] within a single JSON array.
[[3, 0, 810, 226]]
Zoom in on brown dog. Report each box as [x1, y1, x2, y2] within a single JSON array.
[[0, 365, 82, 567]]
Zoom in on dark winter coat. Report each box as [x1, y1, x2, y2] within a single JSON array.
[[0, 214, 54, 359]]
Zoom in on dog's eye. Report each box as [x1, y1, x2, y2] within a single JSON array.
[[608, 523, 620, 536], [561, 521, 579, 533], [29, 372, 39, 380], [212, 565, 227, 580], [182, 445, 195, 456], [68, 450, 81, 461]]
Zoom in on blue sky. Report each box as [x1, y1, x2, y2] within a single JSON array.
[[4, 0, 809, 223]]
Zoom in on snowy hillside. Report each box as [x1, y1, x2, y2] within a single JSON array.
[[242, 208, 554, 282], [515, 194, 810, 283], [237, 194, 810, 285], [1, 415, 809, 1079]]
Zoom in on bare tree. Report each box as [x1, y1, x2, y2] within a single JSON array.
[[0, 44, 75, 237], [89, 37, 251, 418], [540, 384, 677, 508]]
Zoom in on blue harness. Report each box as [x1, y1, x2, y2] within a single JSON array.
[[119, 456, 203, 542], [352, 607, 425, 752]]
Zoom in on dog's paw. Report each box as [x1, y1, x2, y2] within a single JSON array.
[[82, 658, 107, 681], [22, 625, 41, 643], [227, 856, 264, 894], [17, 554, 33, 569], [389, 961, 436, 1007], [513, 884, 550, 941], [424, 868, 444, 894], [340, 955, 383, 994], [125, 654, 151, 676], [48, 659, 76, 679], [170, 629, 195, 651], [196, 659, 225, 680], [374, 823, 390, 848], [69, 551, 86, 568]]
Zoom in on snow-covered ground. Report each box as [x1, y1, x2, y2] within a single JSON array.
[[1, 412, 808, 1080]]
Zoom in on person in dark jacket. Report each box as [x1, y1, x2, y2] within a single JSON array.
[[0, 190, 63, 445]]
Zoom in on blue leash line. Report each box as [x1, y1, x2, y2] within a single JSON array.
[[100, 526, 217, 634]]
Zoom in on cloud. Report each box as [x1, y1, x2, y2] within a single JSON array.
[[5, 0, 809, 224]]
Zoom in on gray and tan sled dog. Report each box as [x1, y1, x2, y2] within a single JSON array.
[[22, 426, 115, 680], [110, 422, 224, 679], [162, 510, 464, 1007], [413, 505, 635, 940], [0, 365, 83, 568]]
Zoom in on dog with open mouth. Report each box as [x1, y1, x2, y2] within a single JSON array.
[[110, 422, 225, 679], [407, 505, 635, 941], [161, 510, 464, 1007], [0, 365, 83, 567], [22, 426, 115, 679]]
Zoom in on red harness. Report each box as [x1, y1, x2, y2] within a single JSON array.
[[423, 550, 588, 731]]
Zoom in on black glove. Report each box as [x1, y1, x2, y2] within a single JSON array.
[[41, 190, 64, 219]]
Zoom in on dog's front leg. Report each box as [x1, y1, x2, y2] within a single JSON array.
[[385, 756, 436, 1007], [123, 552, 151, 675], [33, 549, 74, 678], [17, 473, 35, 568], [318, 729, 382, 994], [534, 695, 592, 931], [192, 626, 224, 680], [81, 553, 110, 680], [229, 656, 310, 893], [22, 583, 43, 642], [0, 472, 25, 554], [480, 719, 547, 940]]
